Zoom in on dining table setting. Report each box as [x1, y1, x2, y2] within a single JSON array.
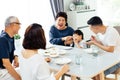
[[39, 45, 120, 80]]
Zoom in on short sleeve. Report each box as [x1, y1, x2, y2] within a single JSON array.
[[0, 38, 9, 59], [105, 29, 119, 46]]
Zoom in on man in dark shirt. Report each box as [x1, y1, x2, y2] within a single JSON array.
[[0, 16, 21, 80]]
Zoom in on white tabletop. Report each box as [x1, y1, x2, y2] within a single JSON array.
[[41, 45, 120, 79]]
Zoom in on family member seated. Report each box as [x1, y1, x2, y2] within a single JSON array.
[[19, 23, 69, 80], [73, 30, 85, 48], [0, 16, 21, 80], [49, 12, 74, 46], [87, 16, 120, 53], [86, 16, 120, 79]]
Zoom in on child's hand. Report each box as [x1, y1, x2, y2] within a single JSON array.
[[73, 37, 79, 44]]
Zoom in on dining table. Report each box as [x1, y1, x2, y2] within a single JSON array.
[[39, 45, 120, 80]]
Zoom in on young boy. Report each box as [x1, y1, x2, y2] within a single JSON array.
[[73, 30, 86, 48]]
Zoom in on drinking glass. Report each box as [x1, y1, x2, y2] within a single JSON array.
[[75, 54, 82, 65]]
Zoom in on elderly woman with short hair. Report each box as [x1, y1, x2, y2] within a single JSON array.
[[49, 12, 74, 46]]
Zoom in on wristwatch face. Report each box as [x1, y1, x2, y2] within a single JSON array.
[[69, 3, 75, 11]]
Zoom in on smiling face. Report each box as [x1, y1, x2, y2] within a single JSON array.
[[55, 17, 66, 30], [10, 19, 21, 35], [90, 25, 100, 34], [73, 34, 82, 42]]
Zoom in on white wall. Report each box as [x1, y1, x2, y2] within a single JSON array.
[[64, 0, 97, 12], [97, 0, 120, 26], [0, 0, 54, 44]]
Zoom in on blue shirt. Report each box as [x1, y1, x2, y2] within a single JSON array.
[[49, 25, 74, 46], [0, 31, 15, 68]]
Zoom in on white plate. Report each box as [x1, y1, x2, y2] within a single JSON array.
[[44, 50, 51, 56], [83, 48, 93, 54], [83, 48, 99, 54], [50, 54, 59, 58], [55, 58, 71, 64], [62, 46, 73, 50], [58, 50, 66, 55]]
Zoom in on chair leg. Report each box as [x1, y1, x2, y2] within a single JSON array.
[[61, 75, 65, 80], [114, 74, 119, 80]]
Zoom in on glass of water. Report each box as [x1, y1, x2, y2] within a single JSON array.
[[91, 45, 99, 57], [75, 54, 82, 65]]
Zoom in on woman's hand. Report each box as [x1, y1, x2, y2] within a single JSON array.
[[62, 36, 72, 41], [45, 57, 51, 62], [63, 36, 73, 45]]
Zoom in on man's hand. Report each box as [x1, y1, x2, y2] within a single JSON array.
[[86, 40, 96, 46], [13, 56, 19, 68]]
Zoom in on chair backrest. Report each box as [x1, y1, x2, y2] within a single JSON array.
[[114, 26, 120, 35]]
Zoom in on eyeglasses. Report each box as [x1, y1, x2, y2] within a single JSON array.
[[11, 22, 21, 25]]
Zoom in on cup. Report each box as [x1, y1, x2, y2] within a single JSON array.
[[86, 40, 91, 48], [75, 54, 82, 65], [91, 45, 99, 57]]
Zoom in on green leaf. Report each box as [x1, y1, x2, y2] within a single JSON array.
[[14, 34, 21, 40]]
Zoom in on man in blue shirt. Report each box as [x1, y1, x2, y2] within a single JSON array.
[[49, 12, 74, 46], [0, 16, 21, 80]]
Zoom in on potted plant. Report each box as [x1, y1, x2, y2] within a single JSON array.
[[14, 34, 21, 48], [14, 34, 21, 40]]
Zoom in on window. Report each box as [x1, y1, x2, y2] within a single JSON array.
[[0, 0, 54, 44], [97, 0, 120, 26]]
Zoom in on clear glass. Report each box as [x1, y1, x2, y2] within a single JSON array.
[[75, 54, 82, 65], [91, 45, 99, 57]]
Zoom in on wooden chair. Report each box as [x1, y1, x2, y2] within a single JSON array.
[[105, 26, 120, 80], [105, 68, 120, 80], [114, 26, 120, 35]]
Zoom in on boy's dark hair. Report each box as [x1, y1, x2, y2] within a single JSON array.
[[87, 16, 103, 26], [73, 30, 84, 39]]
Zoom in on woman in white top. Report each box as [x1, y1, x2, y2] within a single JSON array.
[[19, 23, 69, 80]]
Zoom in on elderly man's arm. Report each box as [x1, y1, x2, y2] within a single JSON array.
[[2, 58, 21, 80]]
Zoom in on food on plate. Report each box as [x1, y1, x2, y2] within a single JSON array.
[[45, 57, 51, 62]]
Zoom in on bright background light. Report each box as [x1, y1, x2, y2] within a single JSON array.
[[0, 0, 54, 44]]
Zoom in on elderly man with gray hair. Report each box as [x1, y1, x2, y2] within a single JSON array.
[[0, 16, 21, 80]]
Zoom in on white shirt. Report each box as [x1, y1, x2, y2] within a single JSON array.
[[97, 27, 120, 53], [19, 53, 55, 80], [74, 40, 86, 48]]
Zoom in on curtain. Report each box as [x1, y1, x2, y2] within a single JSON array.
[[50, 0, 64, 19]]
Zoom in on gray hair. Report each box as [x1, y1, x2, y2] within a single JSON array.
[[5, 16, 18, 27]]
